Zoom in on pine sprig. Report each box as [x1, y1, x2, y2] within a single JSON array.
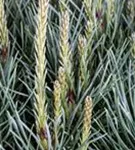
[[59, 7, 75, 117], [59, 10, 71, 71], [82, 96, 93, 150], [34, 0, 49, 149]]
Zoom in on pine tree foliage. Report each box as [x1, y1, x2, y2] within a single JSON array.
[[0, 0, 135, 150]]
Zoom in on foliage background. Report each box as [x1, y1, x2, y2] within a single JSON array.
[[0, 0, 135, 150]]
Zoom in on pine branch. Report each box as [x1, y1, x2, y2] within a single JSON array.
[[82, 96, 93, 150], [34, 0, 49, 149]]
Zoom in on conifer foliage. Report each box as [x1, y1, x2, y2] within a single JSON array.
[[0, 0, 135, 150]]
